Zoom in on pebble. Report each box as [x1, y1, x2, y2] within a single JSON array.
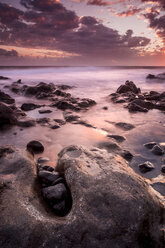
[[151, 145, 164, 156], [139, 161, 155, 173]]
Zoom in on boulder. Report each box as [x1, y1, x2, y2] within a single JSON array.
[[0, 145, 164, 247], [21, 103, 42, 111], [116, 81, 140, 94], [146, 74, 156, 79], [0, 76, 9, 80], [139, 161, 155, 173], [128, 102, 148, 113], [144, 142, 157, 149], [0, 102, 18, 126], [151, 145, 164, 156], [27, 140, 44, 154], [38, 171, 60, 185], [0, 90, 15, 104]]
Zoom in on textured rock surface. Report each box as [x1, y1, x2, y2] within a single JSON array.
[[0, 145, 164, 248]]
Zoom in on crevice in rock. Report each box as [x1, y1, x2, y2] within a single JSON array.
[[36, 163, 72, 217]]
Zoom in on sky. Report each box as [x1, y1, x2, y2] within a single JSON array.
[[0, 0, 165, 66]]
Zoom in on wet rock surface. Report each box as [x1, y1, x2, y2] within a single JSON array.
[[109, 80, 165, 113], [0, 145, 164, 248], [0, 90, 15, 104]]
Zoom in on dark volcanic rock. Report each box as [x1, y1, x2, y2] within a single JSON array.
[[42, 183, 67, 202], [128, 102, 148, 113], [0, 145, 164, 247], [107, 134, 126, 143], [144, 142, 157, 149], [146, 74, 156, 79], [38, 164, 54, 172], [25, 82, 55, 97], [0, 102, 18, 126], [37, 157, 50, 164], [115, 122, 135, 131], [17, 118, 36, 127], [27, 140, 44, 154], [38, 171, 60, 185], [120, 150, 133, 161], [161, 165, 165, 173], [97, 141, 121, 153], [139, 161, 155, 173], [0, 76, 9, 80], [0, 90, 15, 104], [116, 80, 140, 94], [21, 103, 42, 111], [39, 109, 52, 114], [151, 145, 164, 156]]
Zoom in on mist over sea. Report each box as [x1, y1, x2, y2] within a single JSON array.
[[0, 66, 165, 179]]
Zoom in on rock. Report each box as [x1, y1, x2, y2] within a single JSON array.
[[0, 145, 164, 247], [128, 102, 148, 113], [97, 141, 121, 153], [53, 119, 66, 125], [56, 145, 164, 247], [42, 183, 67, 202], [27, 140, 44, 154], [37, 164, 54, 172], [39, 109, 52, 114], [52, 200, 66, 215], [116, 81, 140, 94], [38, 171, 60, 185], [120, 150, 133, 161], [57, 84, 74, 90], [151, 145, 164, 156], [115, 122, 135, 131], [107, 134, 126, 143], [63, 111, 80, 122], [0, 76, 9, 80], [155, 102, 165, 111], [50, 124, 60, 129], [52, 100, 79, 111], [161, 165, 165, 173], [0, 145, 15, 158], [139, 161, 155, 173], [144, 142, 157, 149], [21, 103, 42, 111], [0, 102, 18, 126], [37, 157, 50, 164], [151, 182, 165, 196], [54, 89, 70, 97], [146, 74, 156, 79], [103, 106, 108, 110], [0, 90, 15, 104], [73, 120, 95, 128], [24, 82, 55, 97], [17, 118, 36, 127]]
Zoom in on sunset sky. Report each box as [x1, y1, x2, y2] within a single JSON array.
[[0, 0, 165, 66]]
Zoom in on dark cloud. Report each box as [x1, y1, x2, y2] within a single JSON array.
[[0, 1, 150, 62], [0, 48, 18, 57]]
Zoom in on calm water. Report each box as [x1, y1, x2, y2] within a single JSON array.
[[0, 66, 165, 179]]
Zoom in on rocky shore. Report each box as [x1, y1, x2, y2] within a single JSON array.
[[0, 75, 165, 247]]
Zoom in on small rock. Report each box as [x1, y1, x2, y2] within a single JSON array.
[[39, 109, 52, 114], [38, 171, 60, 184], [121, 150, 133, 161], [107, 134, 126, 143], [42, 183, 67, 203], [38, 164, 54, 172], [103, 106, 108, 110], [27, 140, 44, 154], [50, 124, 60, 129], [139, 161, 155, 173], [151, 145, 164, 156], [161, 165, 165, 173], [144, 142, 157, 149], [128, 102, 148, 113], [115, 122, 135, 131], [21, 103, 42, 111], [53, 200, 66, 215], [146, 74, 156, 79], [0, 76, 9, 80], [37, 157, 50, 164]]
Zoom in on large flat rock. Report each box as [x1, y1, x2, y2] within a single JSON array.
[[0, 145, 164, 248]]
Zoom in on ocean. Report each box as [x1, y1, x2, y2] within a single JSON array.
[[0, 66, 165, 179]]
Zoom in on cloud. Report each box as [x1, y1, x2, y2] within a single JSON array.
[[0, 48, 18, 57], [0, 1, 151, 62], [115, 7, 142, 17]]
